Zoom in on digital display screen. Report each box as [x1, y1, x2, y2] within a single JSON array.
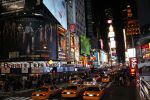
[[43, 0, 67, 29]]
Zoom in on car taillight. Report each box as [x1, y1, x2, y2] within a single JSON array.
[[83, 93, 86, 96], [32, 94, 36, 96], [40, 94, 46, 96], [62, 91, 65, 94], [72, 91, 76, 94]]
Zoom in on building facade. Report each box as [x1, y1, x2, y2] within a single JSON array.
[[66, 0, 86, 64]]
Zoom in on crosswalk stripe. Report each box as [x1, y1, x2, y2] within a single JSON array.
[[4, 97, 59, 100], [4, 97, 32, 100]]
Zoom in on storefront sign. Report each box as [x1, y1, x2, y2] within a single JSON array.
[[0, 62, 30, 68], [31, 67, 43, 74]]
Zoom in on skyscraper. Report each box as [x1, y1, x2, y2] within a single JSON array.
[[66, 0, 86, 63], [125, 5, 140, 48], [84, 0, 97, 49]]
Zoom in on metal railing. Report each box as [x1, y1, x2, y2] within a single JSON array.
[[140, 77, 150, 100]]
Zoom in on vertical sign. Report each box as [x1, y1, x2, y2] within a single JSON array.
[[129, 57, 137, 75]]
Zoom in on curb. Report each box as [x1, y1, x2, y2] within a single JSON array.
[[0, 89, 34, 95], [14, 89, 34, 94]]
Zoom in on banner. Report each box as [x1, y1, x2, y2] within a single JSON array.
[[1, 67, 10, 73]]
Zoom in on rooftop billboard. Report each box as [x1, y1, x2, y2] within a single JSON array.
[[43, 0, 67, 30], [0, 0, 25, 14], [0, 17, 57, 61]]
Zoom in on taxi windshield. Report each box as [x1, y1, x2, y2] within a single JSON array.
[[103, 76, 109, 78], [35, 87, 49, 92], [85, 78, 93, 82], [86, 87, 100, 91], [66, 86, 77, 90]]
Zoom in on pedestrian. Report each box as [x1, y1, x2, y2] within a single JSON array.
[[119, 75, 123, 86]]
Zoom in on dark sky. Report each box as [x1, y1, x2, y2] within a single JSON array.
[[91, 0, 137, 62]]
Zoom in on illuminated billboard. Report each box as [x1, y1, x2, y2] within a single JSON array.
[[0, 17, 57, 61], [127, 48, 136, 58], [108, 31, 115, 38], [100, 50, 108, 63], [80, 35, 91, 55], [43, 0, 67, 29], [0, 0, 25, 14], [57, 27, 67, 60], [110, 40, 116, 48]]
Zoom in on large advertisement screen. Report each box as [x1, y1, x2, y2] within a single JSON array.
[[0, 0, 25, 14], [0, 17, 57, 61], [80, 35, 91, 55], [43, 0, 67, 29], [100, 50, 108, 62], [127, 48, 136, 58]]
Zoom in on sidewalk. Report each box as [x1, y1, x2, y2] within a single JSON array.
[[103, 83, 141, 100]]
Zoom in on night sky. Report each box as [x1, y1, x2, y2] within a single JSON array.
[[91, 0, 137, 63]]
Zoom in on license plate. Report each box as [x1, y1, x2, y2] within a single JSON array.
[[89, 94, 93, 96], [67, 92, 70, 94], [36, 94, 39, 96]]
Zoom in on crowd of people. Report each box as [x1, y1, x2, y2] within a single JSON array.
[[112, 68, 136, 86], [0, 71, 88, 92]]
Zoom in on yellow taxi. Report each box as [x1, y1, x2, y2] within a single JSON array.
[[83, 85, 104, 100], [83, 78, 94, 86], [61, 85, 85, 98], [101, 75, 111, 83], [32, 85, 62, 100], [69, 77, 83, 84]]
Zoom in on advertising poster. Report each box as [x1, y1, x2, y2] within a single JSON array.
[[0, 17, 57, 60], [43, 66, 52, 73], [80, 34, 91, 55], [1, 67, 10, 74], [57, 27, 67, 60], [43, 0, 67, 29], [21, 67, 29, 73], [0, 0, 25, 14], [129, 57, 137, 75], [93, 52, 100, 68]]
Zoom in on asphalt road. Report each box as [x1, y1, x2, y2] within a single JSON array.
[[102, 83, 141, 100], [0, 83, 67, 100], [0, 82, 141, 100]]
